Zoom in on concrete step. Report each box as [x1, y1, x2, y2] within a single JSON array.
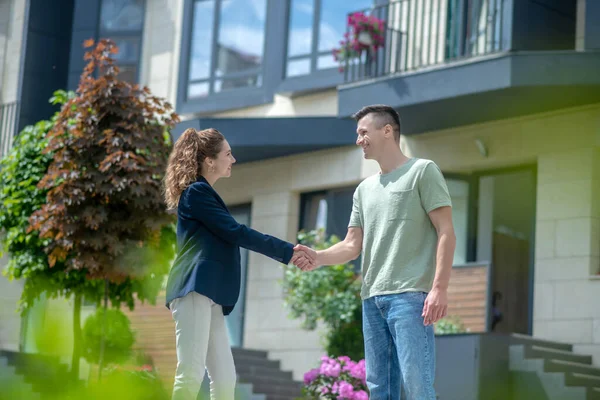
[[524, 345, 592, 365], [264, 395, 300, 400], [236, 364, 293, 381], [233, 355, 282, 370], [565, 372, 600, 388], [588, 387, 600, 400], [249, 381, 302, 398], [510, 334, 573, 352], [231, 348, 269, 360], [545, 359, 600, 377], [238, 374, 302, 390], [509, 345, 587, 400]]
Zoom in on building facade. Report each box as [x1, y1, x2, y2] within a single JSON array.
[[1, 0, 599, 382]]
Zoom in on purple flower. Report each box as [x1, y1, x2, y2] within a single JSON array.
[[303, 368, 320, 385], [349, 359, 366, 383], [331, 381, 340, 394], [338, 381, 355, 399], [319, 359, 341, 378], [353, 389, 369, 400], [338, 355, 352, 364]]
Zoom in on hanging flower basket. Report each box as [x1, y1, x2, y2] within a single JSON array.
[[357, 31, 373, 46], [333, 11, 386, 72]]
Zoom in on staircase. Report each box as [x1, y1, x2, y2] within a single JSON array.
[[124, 293, 303, 400], [509, 334, 600, 400], [231, 348, 303, 400], [0, 353, 40, 400], [0, 350, 75, 400]]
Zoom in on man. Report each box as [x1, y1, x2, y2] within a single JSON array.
[[296, 105, 455, 399]]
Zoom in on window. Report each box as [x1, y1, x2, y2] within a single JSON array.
[[300, 186, 360, 270], [99, 0, 145, 83], [286, 0, 373, 77], [187, 0, 267, 99], [446, 178, 469, 265]]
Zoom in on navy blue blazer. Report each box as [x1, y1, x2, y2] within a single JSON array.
[[165, 177, 294, 315]]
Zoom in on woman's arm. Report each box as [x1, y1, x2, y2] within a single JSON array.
[[180, 183, 300, 265]]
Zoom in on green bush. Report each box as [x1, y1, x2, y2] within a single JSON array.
[[324, 306, 364, 361], [434, 316, 468, 335], [281, 229, 364, 360], [82, 308, 135, 366]]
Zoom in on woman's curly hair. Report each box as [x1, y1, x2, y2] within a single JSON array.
[[163, 128, 224, 209]]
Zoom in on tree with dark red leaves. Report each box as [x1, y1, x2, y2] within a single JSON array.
[[29, 39, 179, 379]]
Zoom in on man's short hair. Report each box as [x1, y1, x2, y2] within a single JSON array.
[[352, 104, 401, 141]]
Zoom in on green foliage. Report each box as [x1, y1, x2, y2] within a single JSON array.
[[82, 308, 135, 365], [0, 90, 103, 312], [434, 316, 468, 335], [26, 39, 178, 310], [324, 306, 364, 361], [281, 229, 364, 359]]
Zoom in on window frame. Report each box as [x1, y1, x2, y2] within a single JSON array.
[[278, 0, 381, 94], [97, 0, 146, 83], [178, 0, 280, 115], [187, 0, 268, 99]]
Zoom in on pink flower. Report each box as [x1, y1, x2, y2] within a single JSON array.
[[319, 360, 341, 378], [351, 359, 367, 383], [338, 381, 355, 399], [331, 381, 340, 394], [338, 356, 351, 364], [303, 368, 320, 385], [353, 390, 369, 400], [321, 386, 330, 394]]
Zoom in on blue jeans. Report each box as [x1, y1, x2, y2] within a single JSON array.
[[363, 292, 436, 400]]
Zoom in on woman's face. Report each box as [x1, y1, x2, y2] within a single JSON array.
[[210, 139, 236, 178]]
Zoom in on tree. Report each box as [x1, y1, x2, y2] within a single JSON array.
[[29, 38, 178, 378], [281, 229, 364, 360], [0, 90, 109, 382]]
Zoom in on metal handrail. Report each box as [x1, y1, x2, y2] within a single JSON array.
[[344, 0, 505, 83], [0, 102, 20, 159]]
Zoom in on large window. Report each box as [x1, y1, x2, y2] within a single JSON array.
[[286, 0, 373, 77], [187, 0, 267, 99], [99, 0, 145, 83]]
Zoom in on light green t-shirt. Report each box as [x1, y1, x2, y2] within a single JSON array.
[[348, 158, 452, 300]]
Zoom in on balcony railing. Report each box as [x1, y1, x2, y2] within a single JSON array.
[[343, 0, 506, 83], [0, 102, 20, 159]]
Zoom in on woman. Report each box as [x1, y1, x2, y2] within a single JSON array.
[[163, 128, 313, 400]]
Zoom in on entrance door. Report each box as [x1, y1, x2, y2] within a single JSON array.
[[475, 168, 536, 334], [226, 204, 251, 347]]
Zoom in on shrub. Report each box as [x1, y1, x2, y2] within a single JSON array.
[[434, 316, 468, 335], [281, 229, 363, 360], [82, 308, 135, 366]]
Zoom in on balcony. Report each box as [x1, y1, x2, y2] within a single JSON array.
[[0, 102, 20, 159], [337, 0, 600, 134]]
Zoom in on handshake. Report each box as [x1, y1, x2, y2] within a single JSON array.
[[290, 244, 318, 271]]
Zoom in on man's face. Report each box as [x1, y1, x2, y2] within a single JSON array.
[[356, 114, 387, 160]]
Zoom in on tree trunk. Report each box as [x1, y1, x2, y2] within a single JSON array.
[[97, 278, 109, 381], [70, 293, 82, 382]]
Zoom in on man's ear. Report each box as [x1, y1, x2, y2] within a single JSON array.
[[384, 123, 394, 139]]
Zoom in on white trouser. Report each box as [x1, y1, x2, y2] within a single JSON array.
[[170, 292, 236, 400]]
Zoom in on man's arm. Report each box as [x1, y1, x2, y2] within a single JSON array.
[[294, 227, 363, 269], [422, 206, 456, 325]]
